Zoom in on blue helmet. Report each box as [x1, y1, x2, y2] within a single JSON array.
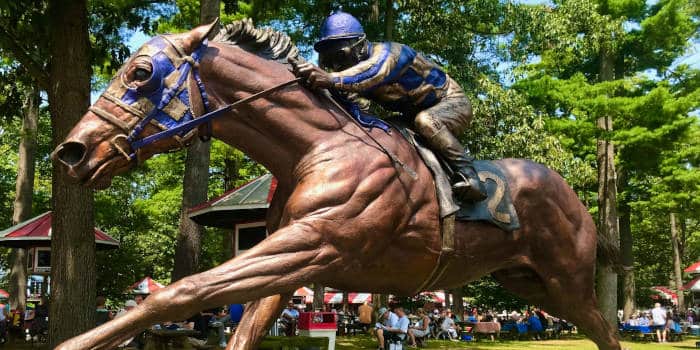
[[314, 11, 365, 52]]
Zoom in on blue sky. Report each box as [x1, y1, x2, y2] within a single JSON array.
[[92, 6, 699, 101]]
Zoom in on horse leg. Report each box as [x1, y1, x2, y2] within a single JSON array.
[[493, 267, 621, 350], [227, 293, 291, 350], [55, 222, 335, 350]]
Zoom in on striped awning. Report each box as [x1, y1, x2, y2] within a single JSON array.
[[324, 292, 372, 304]]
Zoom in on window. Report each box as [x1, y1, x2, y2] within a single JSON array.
[[35, 248, 51, 273], [37, 249, 51, 268], [235, 222, 267, 256]]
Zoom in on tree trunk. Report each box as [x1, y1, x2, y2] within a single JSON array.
[[595, 113, 619, 329], [619, 201, 635, 321], [342, 291, 349, 313], [595, 46, 619, 329], [384, 0, 394, 41], [370, 0, 380, 23], [222, 154, 238, 259], [47, 0, 95, 347], [671, 213, 685, 309], [171, 0, 219, 282], [8, 85, 39, 311], [313, 283, 325, 311], [451, 288, 464, 320], [618, 171, 635, 321]]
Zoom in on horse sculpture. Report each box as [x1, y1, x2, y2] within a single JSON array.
[[53, 21, 621, 350]]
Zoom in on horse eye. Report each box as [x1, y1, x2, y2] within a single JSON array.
[[133, 68, 151, 81]]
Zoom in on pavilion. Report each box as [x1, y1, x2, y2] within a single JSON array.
[[0, 211, 119, 297], [189, 173, 275, 256]]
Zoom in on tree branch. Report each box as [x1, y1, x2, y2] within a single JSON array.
[[0, 24, 49, 90]]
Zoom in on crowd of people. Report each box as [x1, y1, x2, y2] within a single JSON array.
[[364, 304, 571, 349], [3, 292, 692, 349], [621, 302, 686, 342], [0, 296, 49, 344]]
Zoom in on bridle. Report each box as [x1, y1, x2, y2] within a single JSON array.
[[91, 34, 305, 164], [89, 34, 211, 162], [90, 32, 414, 181]]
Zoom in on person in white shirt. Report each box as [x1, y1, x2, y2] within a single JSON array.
[[383, 307, 410, 344], [116, 300, 138, 347], [375, 307, 398, 350], [651, 303, 667, 343], [441, 311, 460, 340]]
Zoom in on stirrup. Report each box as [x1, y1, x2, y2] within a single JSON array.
[[452, 172, 487, 202]]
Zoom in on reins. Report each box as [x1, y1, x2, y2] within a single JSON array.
[[93, 34, 416, 179], [131, 77, 305, 148]]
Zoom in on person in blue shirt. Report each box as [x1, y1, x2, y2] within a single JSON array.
[[527, 311, 544, 337], [291, 11, 487, 203], [281, 302, 300, 336], [375, 307, 396, 349], [229, 304, 244, 324]]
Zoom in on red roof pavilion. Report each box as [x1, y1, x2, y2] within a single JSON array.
[[188, 173, 277, 228], [0, 211, 119, 249], [685, 261, 700, 274]]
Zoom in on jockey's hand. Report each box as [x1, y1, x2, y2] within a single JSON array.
[[288, 57, 333, 90]]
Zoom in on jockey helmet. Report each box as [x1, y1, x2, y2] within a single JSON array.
[[315, 11, 365, 52]]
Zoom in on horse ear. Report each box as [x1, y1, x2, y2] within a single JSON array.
[[183, 18, 219, 52]]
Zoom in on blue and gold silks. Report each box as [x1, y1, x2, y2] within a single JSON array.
[[329, 42, 449, 116]]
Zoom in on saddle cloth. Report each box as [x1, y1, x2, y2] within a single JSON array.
[[396, 126, 520, 232]]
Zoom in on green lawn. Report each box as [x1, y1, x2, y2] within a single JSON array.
[[335, 335, 700, 350], [5, 335, 699, 349]]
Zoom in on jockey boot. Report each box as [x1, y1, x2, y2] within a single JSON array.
[[427, 126, 487, 202]]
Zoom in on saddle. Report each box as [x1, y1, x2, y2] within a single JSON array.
[[328, 92, 520, 232], [395, 125, 520, 232]]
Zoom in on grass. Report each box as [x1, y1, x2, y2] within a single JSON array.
[[5, 334, 700, 349], [335, 334, 700, 350]]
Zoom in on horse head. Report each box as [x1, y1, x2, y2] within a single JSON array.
[[53, 21, 217, 189]]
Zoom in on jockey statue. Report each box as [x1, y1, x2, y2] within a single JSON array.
[[291, 11, 487, 202]]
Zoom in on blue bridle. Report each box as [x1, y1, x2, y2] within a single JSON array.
[[90, 35, 211, 161]]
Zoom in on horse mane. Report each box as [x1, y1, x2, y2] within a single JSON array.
[[213, 19, 301, 64]]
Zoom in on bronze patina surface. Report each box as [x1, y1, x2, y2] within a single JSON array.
[[52, 21, 620, 350]]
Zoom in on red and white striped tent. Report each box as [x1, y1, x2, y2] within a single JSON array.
[[129, 277, 165, 295], [650, 286, 678, 305], [683, 276, 700, 292], [685, 261, 700, 274], [292, 287, 372, 304], [294, 286, 314, 303], [0, 289, 8, 299], [420, 291, 446, 304], [324, 292, 372, 304]]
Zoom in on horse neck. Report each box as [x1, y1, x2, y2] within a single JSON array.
[[200, 43, 348, 182]]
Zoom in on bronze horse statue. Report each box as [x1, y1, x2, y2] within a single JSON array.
[[53, 21, 621, 350]]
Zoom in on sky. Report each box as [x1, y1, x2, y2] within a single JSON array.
[[89, 3, 699, 102]]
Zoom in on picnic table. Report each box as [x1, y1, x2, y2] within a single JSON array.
[[500, 322, 528, 339], [620, 325, 655, 341], [144, 328, 200, 350]]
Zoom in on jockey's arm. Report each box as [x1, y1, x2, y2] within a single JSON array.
[[330, 42, 416, 92]]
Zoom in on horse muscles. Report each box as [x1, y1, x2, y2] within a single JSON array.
[[53, 22, 621, 350]]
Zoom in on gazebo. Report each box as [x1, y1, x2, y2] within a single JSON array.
[[0, 211, 119, 296], [189, 173, 276, 256]]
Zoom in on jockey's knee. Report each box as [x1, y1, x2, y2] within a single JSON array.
[[414, 111, 442, 138]]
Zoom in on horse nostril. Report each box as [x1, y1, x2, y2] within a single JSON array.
[[56, 142, 87, 166]]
